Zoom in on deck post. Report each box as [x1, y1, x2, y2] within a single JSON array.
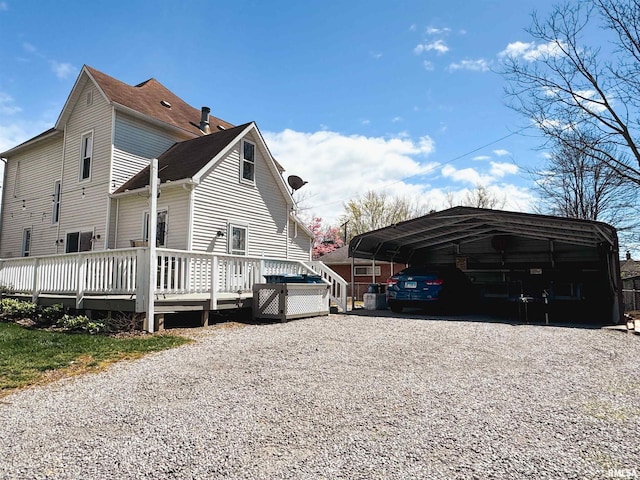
[[146, 158, 158, 333], [135, 248, 147, 313], [76, 255, 86, 309], [210, 256, 218, 310], [31, 258, 40, 303]]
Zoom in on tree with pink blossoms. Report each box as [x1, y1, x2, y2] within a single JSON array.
[[308, 217, 344, 259]]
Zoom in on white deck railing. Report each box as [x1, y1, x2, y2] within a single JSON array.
[[0, 248, 347, 312]]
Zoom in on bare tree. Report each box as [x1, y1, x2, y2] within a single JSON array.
[[501, 0, 640, 185], [339, 190, 431, 241], [445, 185, 506, 209], [530, 134, 639, 245]]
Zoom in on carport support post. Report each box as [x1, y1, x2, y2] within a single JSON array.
[[351, 254, 355, 311], [145, 158, 158, 334]]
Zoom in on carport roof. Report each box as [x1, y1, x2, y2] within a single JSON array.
[[348, 207, 618, 263]]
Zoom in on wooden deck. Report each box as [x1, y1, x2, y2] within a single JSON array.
[[0, 247, 348, 331]]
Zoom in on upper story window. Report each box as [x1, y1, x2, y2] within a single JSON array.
[[80, 131, 93, 181], [52, 180, 61, 224], [241, 140, 255, 183]]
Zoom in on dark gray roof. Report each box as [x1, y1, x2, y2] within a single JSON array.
[[349, 206, 618, 263], [116, 123, 252, 192]]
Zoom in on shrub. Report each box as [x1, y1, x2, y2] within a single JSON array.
[[36, 304, 66, 327], [0, 298, 37, 321], [56, 314, 106, 335]]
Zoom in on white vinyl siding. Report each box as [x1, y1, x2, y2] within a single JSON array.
[[288, 218, 313, 261], [111, 112, 193, 191], [57, 79, 112, 252], [191, 132, 291, 258], [0, 134, 64, 258], [114, 187, 190, 250]]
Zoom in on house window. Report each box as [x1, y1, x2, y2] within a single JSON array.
[[52, 180, 61, 224], [65, 231, 93, 253], [22, 228, 32, 257], [143, 209, 168, 247], [86, 90, 93, 106], [80, 131, 93, 181], [229, 224, 247, 255], [354, 266, 381, 276], [241, 140, 255, 182]]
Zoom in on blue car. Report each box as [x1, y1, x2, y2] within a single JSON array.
[[386, 265, 475, 313]]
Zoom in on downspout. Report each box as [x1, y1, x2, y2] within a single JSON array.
[[104, 105, 116, 250], [0, 157, 7, 254], [56, 125, 68, 253]]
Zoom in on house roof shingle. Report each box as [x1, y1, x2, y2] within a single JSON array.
[[86, 66, 234, 136], [115, 122, 253, 192]]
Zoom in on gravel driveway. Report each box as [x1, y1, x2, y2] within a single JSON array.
[[1, 314, 639, 479]]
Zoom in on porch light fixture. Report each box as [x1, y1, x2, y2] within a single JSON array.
[[82, 187, 85, 199], [216, 230, 224, 237], [22, 200, 25, 211]]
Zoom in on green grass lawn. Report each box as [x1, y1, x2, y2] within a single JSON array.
[[0, 322, 191, 395]]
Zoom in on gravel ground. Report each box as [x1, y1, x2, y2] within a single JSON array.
[[1, 314, 639, 479]]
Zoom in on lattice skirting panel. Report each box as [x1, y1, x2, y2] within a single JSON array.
[[252, 283, 330, 321]]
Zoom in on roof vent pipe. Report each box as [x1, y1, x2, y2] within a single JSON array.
[[200, 106, 211, 134]]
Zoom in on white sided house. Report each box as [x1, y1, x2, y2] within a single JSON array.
[[0, 66, 346, 328]]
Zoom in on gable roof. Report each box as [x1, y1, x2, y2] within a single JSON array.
[[57, 65, 234, 136], [115, 122, 253, 192]]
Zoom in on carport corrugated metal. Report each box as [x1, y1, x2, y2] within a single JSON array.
[[348, 207, 622, 323]]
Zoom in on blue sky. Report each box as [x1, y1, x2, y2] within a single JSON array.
[[0, 0, 569, 224]]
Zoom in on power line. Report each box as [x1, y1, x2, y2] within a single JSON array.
[[309, 125, 533, 210]]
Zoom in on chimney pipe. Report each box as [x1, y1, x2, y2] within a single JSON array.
[[200, 106, 211, 134]]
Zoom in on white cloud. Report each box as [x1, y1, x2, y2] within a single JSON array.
[[422, 60, 434, 71], [0, 92, 21, 115], [409, 24, 417, 31], [493, 149, 510, 156], [426, 27, 451, 35], [264, 129, 437, 224], [499, 40, 564, 61], [448, 58, 490, 72], [490, 161, 518, 177], [414, 40, 449, 55], [370, 51, 382, 59], [361, 119, 370, 125], [391, 116, 402, 123], [473, 155, 491, 161], [441, 165, 494, 185], [50, 61, 77, 80]]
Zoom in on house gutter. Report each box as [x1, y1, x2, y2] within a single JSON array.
[[109, 178, 199, 199]]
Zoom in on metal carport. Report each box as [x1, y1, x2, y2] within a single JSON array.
[[348, 207, 623, 324]]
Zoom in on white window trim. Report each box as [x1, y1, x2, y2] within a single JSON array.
[[52, 180, 61, 224], [22, 227, 32, 257], [228, 222, 249, 256], [239, 139, 256, 185], [142, 207, 169, 247], [79, 130, 94, 182]]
